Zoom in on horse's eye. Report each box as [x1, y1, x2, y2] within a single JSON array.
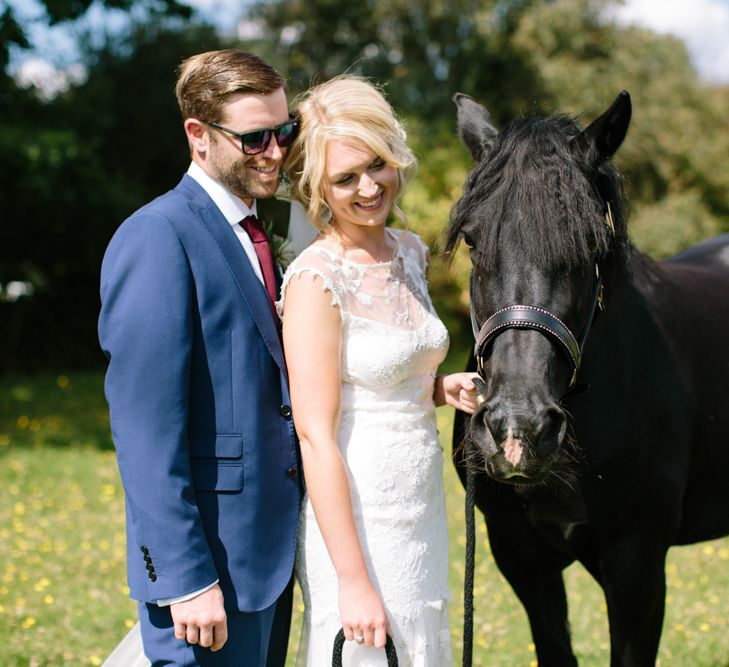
[[462, 233, 475, 249]]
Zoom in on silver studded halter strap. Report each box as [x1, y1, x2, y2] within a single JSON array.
[[468, 248, 607, 390], [473, 303, 582, 381]]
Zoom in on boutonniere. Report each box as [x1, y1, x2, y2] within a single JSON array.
[[262, 218, 295, 270]]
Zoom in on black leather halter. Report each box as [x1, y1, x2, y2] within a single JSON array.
[[469, 207, 614, 390], [470, 273, 603, 388]]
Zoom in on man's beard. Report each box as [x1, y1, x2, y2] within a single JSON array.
[[215, 156, 280, 202]]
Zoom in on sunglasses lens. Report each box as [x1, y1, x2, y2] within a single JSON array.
[[240, 121, 298, 154], [242, 130, 270, 155], [275, 121, 298, 147]]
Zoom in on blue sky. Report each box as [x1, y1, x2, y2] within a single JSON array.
[[7, 0, 729, 95]]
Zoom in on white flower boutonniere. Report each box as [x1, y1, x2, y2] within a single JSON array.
[[262, 218, 295, 271]]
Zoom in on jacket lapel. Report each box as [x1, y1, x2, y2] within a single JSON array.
[[177, 176, 286, 372]]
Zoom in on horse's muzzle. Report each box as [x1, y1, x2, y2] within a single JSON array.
[[469, 400, 567, 483]]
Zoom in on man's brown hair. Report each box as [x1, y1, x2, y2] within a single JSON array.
[[175, 49, 285, 123]]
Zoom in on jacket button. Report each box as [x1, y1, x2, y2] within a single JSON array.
[[279, 404, 292, 419], [146, 563, 155, 572], [286, 466, 298, 479], [140, 546, 149, 554], [149, 573, 157, 582]]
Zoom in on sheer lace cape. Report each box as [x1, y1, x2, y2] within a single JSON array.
[[278, 228, 433, 330]]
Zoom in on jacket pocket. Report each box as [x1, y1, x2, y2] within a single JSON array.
[[190, 461, 244, 492], [188, 434, 244, 492]]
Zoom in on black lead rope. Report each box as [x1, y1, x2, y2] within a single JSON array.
[[332, 628, 398, 666], [462, 376, 488, 667], [456, 341, 488, 667], [463, 465, 476, 667]]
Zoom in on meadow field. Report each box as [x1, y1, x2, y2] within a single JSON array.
[[1, 372, 727, 666]]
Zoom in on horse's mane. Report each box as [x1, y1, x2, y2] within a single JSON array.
[[446, 114, 630, 285]]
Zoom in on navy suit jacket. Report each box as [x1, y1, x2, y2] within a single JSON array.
[[99, 175, 302, 612]]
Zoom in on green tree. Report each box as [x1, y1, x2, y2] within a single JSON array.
[[3, 0, 728, 371], [1, 16, 224, 372], [12, 0, 192, 27], [248, 0, 546, 121], [241, 0, 729, 349], [509, 0, 729, 253]]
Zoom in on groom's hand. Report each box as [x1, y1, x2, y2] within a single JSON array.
[[170, 584, 228, 651]]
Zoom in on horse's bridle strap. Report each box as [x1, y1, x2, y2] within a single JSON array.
[[474, 305, 581, 372]]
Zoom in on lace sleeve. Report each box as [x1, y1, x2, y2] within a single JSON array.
[[276, 248, 343, 318]]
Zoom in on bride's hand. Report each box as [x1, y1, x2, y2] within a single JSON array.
[[338, 575, 389, 648], [436, 372, 480, 413]]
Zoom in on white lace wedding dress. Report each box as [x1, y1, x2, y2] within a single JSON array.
[[278, 228, 452, 666]]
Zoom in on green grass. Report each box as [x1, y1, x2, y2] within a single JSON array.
[[1, 373, 728, 666], [0, 373, 134, 666]]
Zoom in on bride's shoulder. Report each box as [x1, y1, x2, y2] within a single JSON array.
[[281, 235, 352, 296], [278, 241, 345, 317]]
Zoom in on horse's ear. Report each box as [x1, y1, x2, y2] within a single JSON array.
[[571, 90, 632, 164], [454, 93, 498, 162]]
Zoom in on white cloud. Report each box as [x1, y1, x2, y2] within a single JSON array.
[[610, 0, 729, 84], [14, 58, 86, 100]]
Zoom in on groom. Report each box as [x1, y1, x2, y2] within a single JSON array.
[[99, 50, 303, 666]]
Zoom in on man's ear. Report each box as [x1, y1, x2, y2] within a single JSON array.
[[184, 118, 209, 155]]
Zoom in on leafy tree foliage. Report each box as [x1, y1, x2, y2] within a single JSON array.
[[1, 14, 224, 371], [245, 0, 729, 328], [510, 0, 729, 255], [247, 0, 547, 122], [2, 0, 728, 371], [24, 0, 192, 25]]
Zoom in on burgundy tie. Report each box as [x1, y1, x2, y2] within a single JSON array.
[[239, 214, 277, 309]]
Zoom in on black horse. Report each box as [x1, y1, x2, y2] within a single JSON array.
[[447, 91, 729, 666]]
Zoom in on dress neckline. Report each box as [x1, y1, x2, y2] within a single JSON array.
[[310, 227, 403, 268]]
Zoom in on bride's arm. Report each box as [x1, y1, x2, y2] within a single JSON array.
[[282, 273, 388, 649]]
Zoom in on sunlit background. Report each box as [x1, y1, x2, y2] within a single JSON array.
[[7, 0, 729, 95], [1, 0, 728, 664]]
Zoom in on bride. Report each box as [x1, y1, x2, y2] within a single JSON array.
[[279, 75, 477, 665]]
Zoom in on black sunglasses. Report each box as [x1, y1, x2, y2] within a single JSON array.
[[204, 116, 300, 155]]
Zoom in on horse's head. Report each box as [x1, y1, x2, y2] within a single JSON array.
[[447, 92, 632, 484]]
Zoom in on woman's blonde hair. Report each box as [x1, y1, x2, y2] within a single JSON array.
[[285, 75, 417, 232]]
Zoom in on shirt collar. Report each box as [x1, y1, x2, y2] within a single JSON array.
[[187, 161, 257, 226]]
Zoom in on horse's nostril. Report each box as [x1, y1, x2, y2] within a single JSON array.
[[535, 407, 567, 454], [481, 409, 509, 445]]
